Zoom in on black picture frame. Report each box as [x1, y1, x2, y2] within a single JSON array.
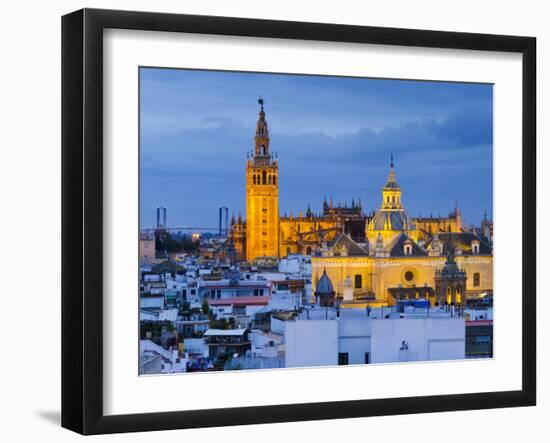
[[62, 8, 536, 435]]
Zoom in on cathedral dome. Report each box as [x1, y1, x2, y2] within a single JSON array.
[[315, 269, 335, 296], [368, 155, 416, 234], [370, 209, 417, 232]]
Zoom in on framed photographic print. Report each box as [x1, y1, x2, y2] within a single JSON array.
[[61, 8, 536, 435]]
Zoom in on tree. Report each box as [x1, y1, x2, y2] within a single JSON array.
[[201, 299, 210, 316], [155, 232, 200, 254]]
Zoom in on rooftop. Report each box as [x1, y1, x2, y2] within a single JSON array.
[[204, 328, 248, 336], [208, 296, 271, 306]]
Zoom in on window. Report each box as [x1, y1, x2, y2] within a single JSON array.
[[404, 244, 412, 255], [268, 175, 272, 184], [404, 271, 414, 282], [473, 273, 481, 287], [364, 352, 371, 364], [338, 352, 349, 365], [474, 335, 492, 344], [354, 274, 362, 289], [253, 175, 256, 185], [273, 176, 277, 185], [262, 170, 267, 184], [306, 246, 312, 255]]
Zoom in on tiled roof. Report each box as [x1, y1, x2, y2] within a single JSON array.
[[208, 296, 271, 306], [424, 232, 492, 255], [315, 270, 335, 295], [328, 232, 369, 256], [370, 210, 417, 231], [389, 234, 428, 257]]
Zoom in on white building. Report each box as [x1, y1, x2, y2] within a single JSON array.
[[283, 307, 465, 368], [139, 339, 187, 374], [370, 317, 465, 363], [285, 319, 338, 368]]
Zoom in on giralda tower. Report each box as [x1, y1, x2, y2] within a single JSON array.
[[245, 98, 279, 261]]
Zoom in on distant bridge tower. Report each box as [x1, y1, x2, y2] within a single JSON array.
[[156, 207, 167, 230], [219, 207, 229, 237]]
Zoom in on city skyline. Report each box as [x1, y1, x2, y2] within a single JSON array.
[[140, 68, 493, 229]]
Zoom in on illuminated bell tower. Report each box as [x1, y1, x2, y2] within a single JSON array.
[[246, 98, 279, 261]]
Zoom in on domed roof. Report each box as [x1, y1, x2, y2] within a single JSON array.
[[315, 269, 335, 296], [440, 251, 463, 275], [370, 209, 417, 231]]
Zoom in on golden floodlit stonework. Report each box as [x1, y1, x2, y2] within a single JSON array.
[[229, 100, 493, 305]]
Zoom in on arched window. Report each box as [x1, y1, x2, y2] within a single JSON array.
[[392, 196, 395, 203], [273, 176, 277, 185], [268, 175, 272, 185], [262, 170, 267, 184], [253, 175, 256, 185], [387, 196, 390, 203], [354, 274, 362, 289], [306, 246, 312, 255], [286, 247, 291, 256], [261, 144, 266, 155], [473, 273, 480, 287]]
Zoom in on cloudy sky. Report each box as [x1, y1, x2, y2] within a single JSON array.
[[140, 67, 493, 230]]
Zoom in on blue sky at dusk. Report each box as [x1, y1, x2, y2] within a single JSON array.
[[140, 68, 493, 230]]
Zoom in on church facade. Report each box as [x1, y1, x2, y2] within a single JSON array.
[[311, 160, 493, 306], [229, 100, 493, 305]]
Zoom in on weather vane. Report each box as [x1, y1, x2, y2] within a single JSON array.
[[258, 96, 264, 110]]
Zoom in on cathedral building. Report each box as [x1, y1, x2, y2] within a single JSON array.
[[230, 99, 365, 261], [229, 99, 492, 306], [311, 160, 493, 306]]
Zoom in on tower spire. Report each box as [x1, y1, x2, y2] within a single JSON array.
[[381, 154, 403, 210], [254, 97, 270, 158], [384, 154, 399, 189]]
